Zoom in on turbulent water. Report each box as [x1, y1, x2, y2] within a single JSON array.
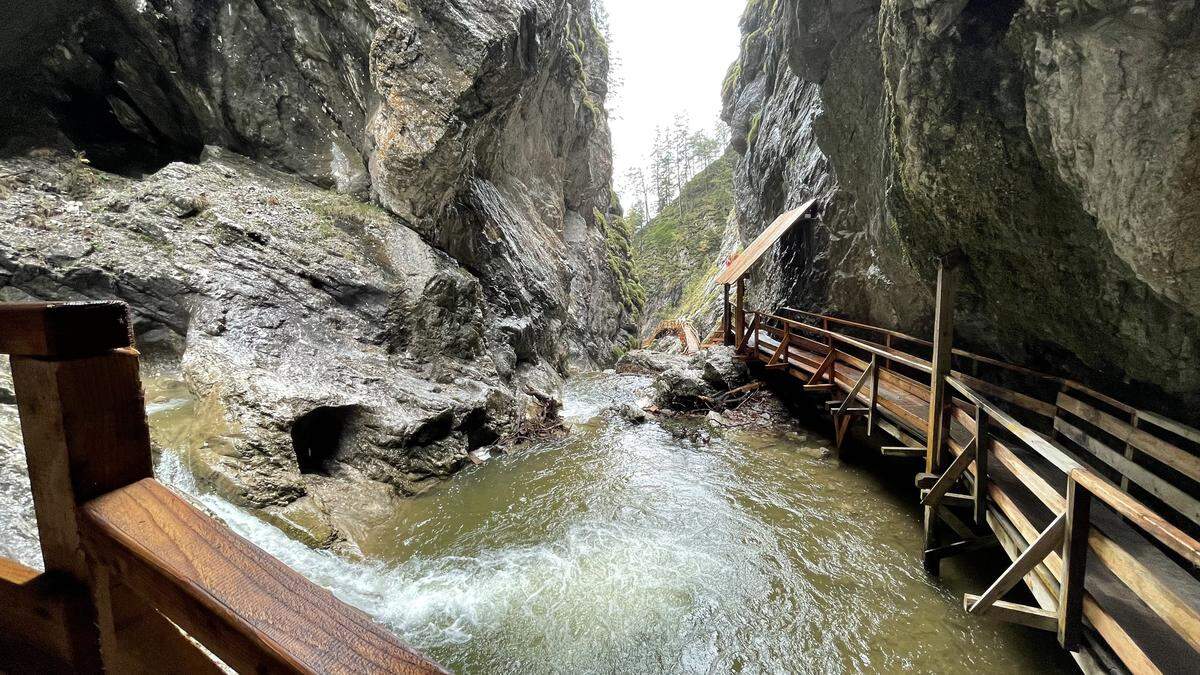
[[5, 372, 1072, 673]]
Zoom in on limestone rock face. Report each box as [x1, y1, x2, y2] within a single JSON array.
[[723, 0, 1200, 412], [0, 0, 636, 543], [2, 0, 633, 366]]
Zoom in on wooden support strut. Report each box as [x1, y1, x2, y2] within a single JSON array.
[[1059, 474, 1092, 651], [922, 256, 961, 577], [833, 358, 876, 448], [722, 283, 733, 346], [968, 513, 1066, 615]]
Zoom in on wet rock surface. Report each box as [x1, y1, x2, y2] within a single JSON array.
[[0, 0, 634, 547], [723, 0, 1200, 414]]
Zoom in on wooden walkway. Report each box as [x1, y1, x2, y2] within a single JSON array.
[[728, 304, 1200, 674]]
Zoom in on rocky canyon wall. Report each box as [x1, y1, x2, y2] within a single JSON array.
[[723, 0, 1200, 415], [0, 0, 635, 549]]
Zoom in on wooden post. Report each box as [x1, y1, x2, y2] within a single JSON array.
[[868, 355, 879, 435], [4, 302, 150, 672], [973, 407, 989, 527], [723, 283, 733, 346], [734, 277, 746, 348], [1120, 412, 1139, 492], [925, 257, 961, 475], [1059, 474, 1092, 651]]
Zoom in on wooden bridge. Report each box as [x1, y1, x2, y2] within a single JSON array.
[[716, 212, 1200, 673], [0, 303, 445, 672], [643, 319, 702, 354]]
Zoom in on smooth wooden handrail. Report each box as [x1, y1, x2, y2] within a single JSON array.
[[81, 478, 445, 674], [758, 312, 933, 373], [1072, 469, 1200, 568]]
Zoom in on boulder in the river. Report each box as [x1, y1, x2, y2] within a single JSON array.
[[697, 346, 750, 391], [613, 402, 650, 425], [616, 349, 692, 376]]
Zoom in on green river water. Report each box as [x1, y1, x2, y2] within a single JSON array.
[[145, 372, 1072, 673]]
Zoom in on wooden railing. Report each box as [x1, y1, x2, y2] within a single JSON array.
[[0, 302, 445, 673], [731, 301, 1200, 673]]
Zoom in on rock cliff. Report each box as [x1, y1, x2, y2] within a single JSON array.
[[0, 0, 634, 548], [723, 0, 1200, 413]]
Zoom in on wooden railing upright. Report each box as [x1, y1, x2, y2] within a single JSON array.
[[0, 301, 445, 673]]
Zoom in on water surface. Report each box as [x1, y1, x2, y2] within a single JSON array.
[[152, 373, 1071, 673]]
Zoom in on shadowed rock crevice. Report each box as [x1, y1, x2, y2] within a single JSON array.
[[291, 405, 361, 476]]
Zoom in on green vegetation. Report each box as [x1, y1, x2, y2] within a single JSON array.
[[632, 151, 736, 332], [747, 112, 763, 147], [596, 207, 646, 316]]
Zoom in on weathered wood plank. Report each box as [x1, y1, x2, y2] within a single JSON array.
[[1073, 469, 1200, 568], [922, 438, 976, 507], [963, 595, 1058, 632], [926, 261, 960, 474], [1054, 416, 1200, 527], [1059, 477, 1091, 650], [0, 302, 133, 357], [968, 513, 1066, 615], [1058, 394, 1200, 484], [715, 201, 816, 285], [81, 479, 445, 674]]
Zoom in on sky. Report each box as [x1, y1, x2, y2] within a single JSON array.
[[602, 0, 745, 200]]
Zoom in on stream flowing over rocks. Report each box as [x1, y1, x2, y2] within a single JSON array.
[[723, 0, 1200, 414], [0, 0, 635, 547]]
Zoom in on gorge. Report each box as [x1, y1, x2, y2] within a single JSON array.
[[2, 0, 1199, 673]]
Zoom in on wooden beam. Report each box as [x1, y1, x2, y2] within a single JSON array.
[[926, 259, 961, 475], [0, 302, 133, 357], [925, 536, 998, 561], [919, 491, 975, 509], [1058, 393, 1200, 484], [962, 595, 1058, 632], [1054, 416, 1200, 528], [973, 407, 989, 527], [921, 438, 976, 507], [734, 278, 745, 349], [1059, 476, 1091, 651], [868, 355, 879, 435], [969, 513, 1066, 615], [807, 349, 836, 386], [881, 446, 926, 457], [722, 284, 733, 346], [81, 479, 445, 674], [1072, 468, 1200, 568]]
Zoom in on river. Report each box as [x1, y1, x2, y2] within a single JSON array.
[[4, 371, 1072, 673]]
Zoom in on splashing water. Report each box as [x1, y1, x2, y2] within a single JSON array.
[[6, 370, 1073, 673]]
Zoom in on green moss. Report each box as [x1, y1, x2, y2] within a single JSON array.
[[747, 111, 763, 146], [632, 152, 736, 329], [597, 207, 646, 316]]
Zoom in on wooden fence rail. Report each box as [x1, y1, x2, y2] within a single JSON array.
[[728, 290, 1200, 673], [0, 302, 445, 673]]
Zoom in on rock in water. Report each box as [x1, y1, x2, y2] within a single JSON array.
[[722, 0, 1200, 413]]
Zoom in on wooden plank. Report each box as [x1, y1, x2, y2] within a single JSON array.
[[1054, 416, 1200, 527], [0, 559, 90, 671], [715, 201, 816, 284], [835, 360, 875, 418], [968, 513, 1066, 614], [1059, 477, 1092, 650], [81, 479, 445, 674], [1058, 394, 1200, 484], [974, 407, 989, 526], [920, 491, 975, 509], [1072, 469, 1200, 568], [926, 536, 998, 561], [921, 438, 976, 507], [882, 446, 925, 457], [962, 595, 1058, 632], [1088, 526, 1200, 656], [926, 261, 960, 474], [952, 377, 1085, 476], [1138, 410, 1200, 446], [952, 371, 1057, 419], [0, 302, 133, 357]]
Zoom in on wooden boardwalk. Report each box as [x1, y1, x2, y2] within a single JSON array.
[[727, 304, 1200, 673]]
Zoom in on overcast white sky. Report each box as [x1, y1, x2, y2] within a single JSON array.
[[603, 0, 744, 199]]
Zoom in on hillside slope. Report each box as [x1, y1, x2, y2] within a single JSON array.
[[633, 151, 739, 338]]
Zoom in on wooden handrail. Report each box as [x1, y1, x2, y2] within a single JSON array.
[[758, 312, 933, 373], [1071, 469, 1200, 568], [0, 301, 444, 672]]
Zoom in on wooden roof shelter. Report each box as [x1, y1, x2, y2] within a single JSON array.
[[715, 198, 818, 285]]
